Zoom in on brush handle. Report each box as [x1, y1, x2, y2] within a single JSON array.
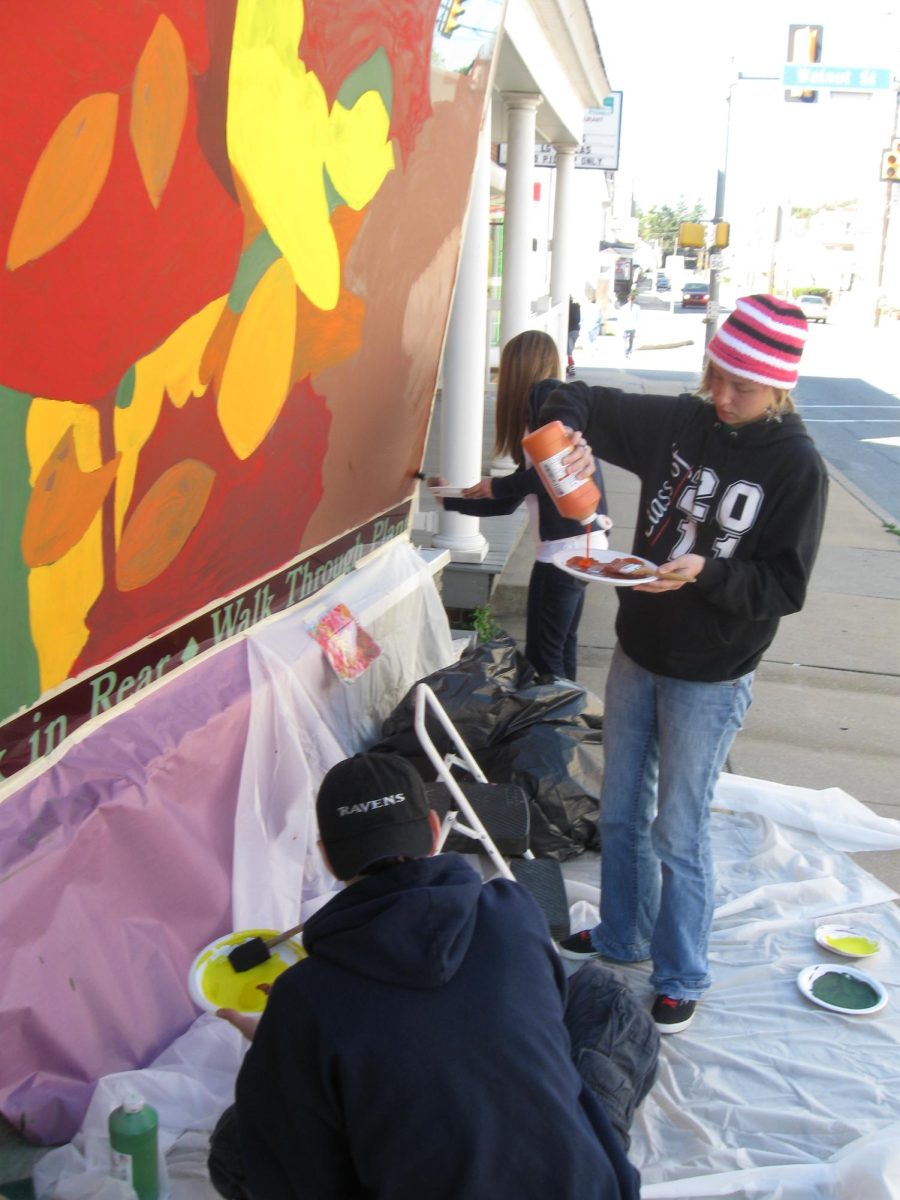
[[265, 920, 305, 950]]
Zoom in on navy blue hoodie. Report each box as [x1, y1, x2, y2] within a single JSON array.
[[234, 854, 640, 1199]]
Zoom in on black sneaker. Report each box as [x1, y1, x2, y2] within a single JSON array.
[[651, 994, 696, 1034], [566, 366, 576, 380], [557, 930, 600, 960]]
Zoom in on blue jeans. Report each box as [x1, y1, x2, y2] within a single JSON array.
[[590, 646, 753, 999], [525, 561, 587, 680]]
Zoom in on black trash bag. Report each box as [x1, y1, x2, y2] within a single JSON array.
[[372, 635, 535, 774], [476, 679, 603, 861], [374, 638, 603, 860]]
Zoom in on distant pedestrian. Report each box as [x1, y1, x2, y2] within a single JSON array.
[[619, 292, 639, 359], [567, 295, 581, 379], [547, 295, 828, 1035]]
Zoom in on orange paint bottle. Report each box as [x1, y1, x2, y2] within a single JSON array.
[[521, 421, 601, 525]]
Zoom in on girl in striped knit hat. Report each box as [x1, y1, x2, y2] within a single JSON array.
[[544, 295, 828, 1035]]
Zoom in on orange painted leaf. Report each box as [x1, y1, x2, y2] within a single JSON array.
[[21, 428, 119, 567], [130, 14, 189, 209], [7, 92, 119, 270], [116, 459, 215, 591]]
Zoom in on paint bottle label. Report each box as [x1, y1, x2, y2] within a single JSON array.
[[110, 1150, 134, 1186], [535, 447, 584, 498], [521, 421, 601, 525]]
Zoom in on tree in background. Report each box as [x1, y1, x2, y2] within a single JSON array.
[[637, 199, 706, 258]]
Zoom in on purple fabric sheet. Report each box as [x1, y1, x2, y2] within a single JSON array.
[[0, 647, 251, 1145]]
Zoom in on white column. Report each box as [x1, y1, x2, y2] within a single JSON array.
[[499, 93, 541, 348], [550, 143, 577, 365], [432, 122, 490, 562]]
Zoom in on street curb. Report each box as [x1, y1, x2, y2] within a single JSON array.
[[636, 340, 696, 352], [824, 459, 899, 528]]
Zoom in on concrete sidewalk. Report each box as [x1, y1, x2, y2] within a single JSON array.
[[490, 363, 900, 895]]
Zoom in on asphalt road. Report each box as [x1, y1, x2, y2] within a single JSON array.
[[599, 300, 900, 525]]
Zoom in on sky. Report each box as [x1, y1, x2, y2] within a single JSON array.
[[587, 0, 899, 215]]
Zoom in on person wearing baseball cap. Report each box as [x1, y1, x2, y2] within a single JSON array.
[[541, 296, 828, 1035], [211, 752, 641, 1200]]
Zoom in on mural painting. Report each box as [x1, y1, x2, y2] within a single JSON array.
[[0, 0, 504, 779]]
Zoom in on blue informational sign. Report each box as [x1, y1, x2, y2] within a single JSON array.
[[782, 64, 892, 90]]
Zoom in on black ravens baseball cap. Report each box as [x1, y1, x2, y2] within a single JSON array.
[[316, 754, 434, 880]]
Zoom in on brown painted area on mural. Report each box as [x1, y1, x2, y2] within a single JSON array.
[[193, 0, 240, 204], [301, 69, 486, 551]]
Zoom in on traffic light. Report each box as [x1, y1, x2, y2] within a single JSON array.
[[881, 141, 900, 183], [678, 222, 705, 248], [713, 222, 730, 249], [785, 24, 823, 103], [441, 0, 466, 36]]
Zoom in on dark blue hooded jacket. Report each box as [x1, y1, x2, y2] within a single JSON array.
[[234, 853, 640, 1199]]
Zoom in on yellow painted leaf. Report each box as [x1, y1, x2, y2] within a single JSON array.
[[130, 14, 189, 209], [326, 91, 394, 212], [227, 0, 341, 311], [217, 258, 297, 460], [116, 459, 215, 591], [7, 92, 119, 270], [21, 427, 119, 567]]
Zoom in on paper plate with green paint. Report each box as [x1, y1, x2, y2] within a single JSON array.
[[188, 929, 306, 1015], [814, 924, 880, 958], [797, 963, 888, 1016]]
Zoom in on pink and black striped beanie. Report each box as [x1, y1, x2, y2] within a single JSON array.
[[707, 295, 807, 389]]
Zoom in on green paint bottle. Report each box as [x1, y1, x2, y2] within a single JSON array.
[[109, 1093, 159, 1200]]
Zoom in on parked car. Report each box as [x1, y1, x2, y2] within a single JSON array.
[[656, 272, 670, 292], [681, 281, 710, 308], [797, 293, 829, 323]]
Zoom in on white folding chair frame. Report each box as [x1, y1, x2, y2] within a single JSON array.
[[413, 682, 515, 880]]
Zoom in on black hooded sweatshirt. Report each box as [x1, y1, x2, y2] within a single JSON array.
[[234, 854, 640, 1200], [539, 382, 828, 681]]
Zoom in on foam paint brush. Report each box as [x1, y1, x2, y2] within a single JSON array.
[[227, 920, 305, 973]]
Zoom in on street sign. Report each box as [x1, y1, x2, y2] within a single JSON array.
[[782, 64, 892, 90], [709, 253, 724, 271], [520, 91, 624, 171]]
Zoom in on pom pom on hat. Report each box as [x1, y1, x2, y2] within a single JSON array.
[[707, 295, 807, 389]]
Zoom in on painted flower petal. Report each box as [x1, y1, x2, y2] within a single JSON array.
[[116, 459, 216, 591], [21, 427, 118, 567], [217, 258, 297, 460], [7, 92, 119, 270], [129, 14, 189, 209]]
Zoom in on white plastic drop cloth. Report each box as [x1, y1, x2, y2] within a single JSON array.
[[34, 770, 900, 1198]]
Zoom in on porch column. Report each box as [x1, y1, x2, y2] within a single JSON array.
[[432, 120, 490, 562], [550, 143, 577, 366], [499, 93, 541, 348]]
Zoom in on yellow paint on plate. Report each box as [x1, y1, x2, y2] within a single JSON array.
[[824, 934, 879, 956], [194, 930, 306, 1013]]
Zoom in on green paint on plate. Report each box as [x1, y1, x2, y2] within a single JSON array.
[[811, 971, 880, 1010], [824, 933, 878, 956]]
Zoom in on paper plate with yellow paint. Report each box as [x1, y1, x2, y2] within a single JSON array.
[[814, 924, 881, 959], [188, 929, 306, 1014]]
